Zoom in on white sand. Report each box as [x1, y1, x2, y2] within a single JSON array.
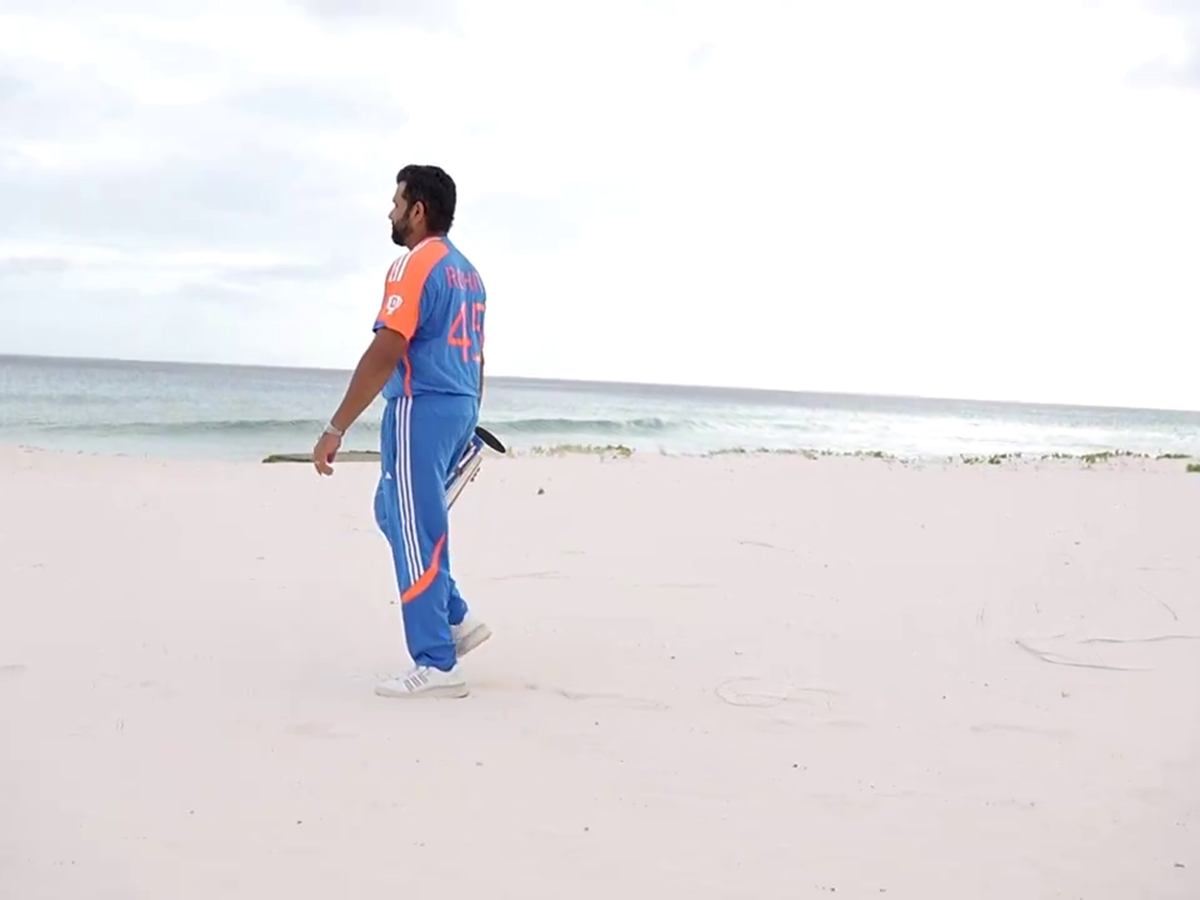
[[2, 445, 1198, 898]]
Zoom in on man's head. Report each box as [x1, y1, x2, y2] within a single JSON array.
[[390, 164, 457, 248]]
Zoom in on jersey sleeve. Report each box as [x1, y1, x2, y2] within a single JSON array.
[[373, 242, 448, 340]]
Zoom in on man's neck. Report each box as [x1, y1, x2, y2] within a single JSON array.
[[407, 231, 447, 250]]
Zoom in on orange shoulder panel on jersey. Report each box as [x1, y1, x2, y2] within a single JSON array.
[[374, 240, 450, 340]]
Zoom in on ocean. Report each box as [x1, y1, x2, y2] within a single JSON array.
[[1, 354, 1199, 462]]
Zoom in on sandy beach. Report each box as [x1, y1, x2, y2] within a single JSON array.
[[1, 444, 1198, 899]]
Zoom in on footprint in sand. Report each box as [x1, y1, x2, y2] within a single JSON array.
[[487, 570, 566, 582], [549, 687, 670, 711], [714, 677, 839, 710], [286, 722, 357, 739], [971, 722, 1073, 739], [1015, 633, 1200, 672], [473, 681, 670, 711]]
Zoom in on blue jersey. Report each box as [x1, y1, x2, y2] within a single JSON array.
[[373, 236, 486, 399]]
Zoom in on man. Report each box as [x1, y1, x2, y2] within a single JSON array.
[[312, 164, 491, 699]]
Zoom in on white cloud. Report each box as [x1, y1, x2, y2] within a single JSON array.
[[1, 0, 1198, 409]]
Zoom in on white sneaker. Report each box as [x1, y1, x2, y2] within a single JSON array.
[[375, 664, 469, 699], [452, 615, 492, 657]]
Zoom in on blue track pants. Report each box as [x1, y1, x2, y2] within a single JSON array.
[[374, 393, 479, 671]]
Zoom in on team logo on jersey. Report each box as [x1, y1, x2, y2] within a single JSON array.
[[385, 294, 404, 315]]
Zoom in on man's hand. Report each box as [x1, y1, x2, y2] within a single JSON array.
[[311, 329, 408, 478], [312, 429, 342, 476]]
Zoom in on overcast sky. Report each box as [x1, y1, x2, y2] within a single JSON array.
[[1, 0, 1198, 408]]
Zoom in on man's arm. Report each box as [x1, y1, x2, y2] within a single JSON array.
[[313, 244, 443, 475], [328, 329, 408, 434], [331, 245, 438, 431]]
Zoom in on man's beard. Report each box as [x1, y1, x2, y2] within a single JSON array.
[[391, 210, 415, 247]]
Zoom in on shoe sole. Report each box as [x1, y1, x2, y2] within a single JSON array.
[[374, 682, 469, 699], [455, 623, 492, 658]]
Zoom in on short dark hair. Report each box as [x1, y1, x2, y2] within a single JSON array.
[[396, 164, 456, 234]]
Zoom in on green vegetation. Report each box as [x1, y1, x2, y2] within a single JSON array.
[[1080, 450, 1135, 465], [526, 443, 634, 458], [259, 444, 1197, 470], [959, 453, 1022, 465], [704, 447, 892, 460]]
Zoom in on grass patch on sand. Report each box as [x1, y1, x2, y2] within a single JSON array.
[[703, 447, 1198, 470], [959, 453, 1022, 465], [261, 445, 1197, 469], [1032, 450, 1134, 465], [525, 443, 634, 459], [1025, 449, 1197, 467], [704, 447, 893, 460], [1080, 450, 1137, 465]]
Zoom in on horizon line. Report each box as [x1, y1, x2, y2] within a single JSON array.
[[2, 351, 1197, 416]]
